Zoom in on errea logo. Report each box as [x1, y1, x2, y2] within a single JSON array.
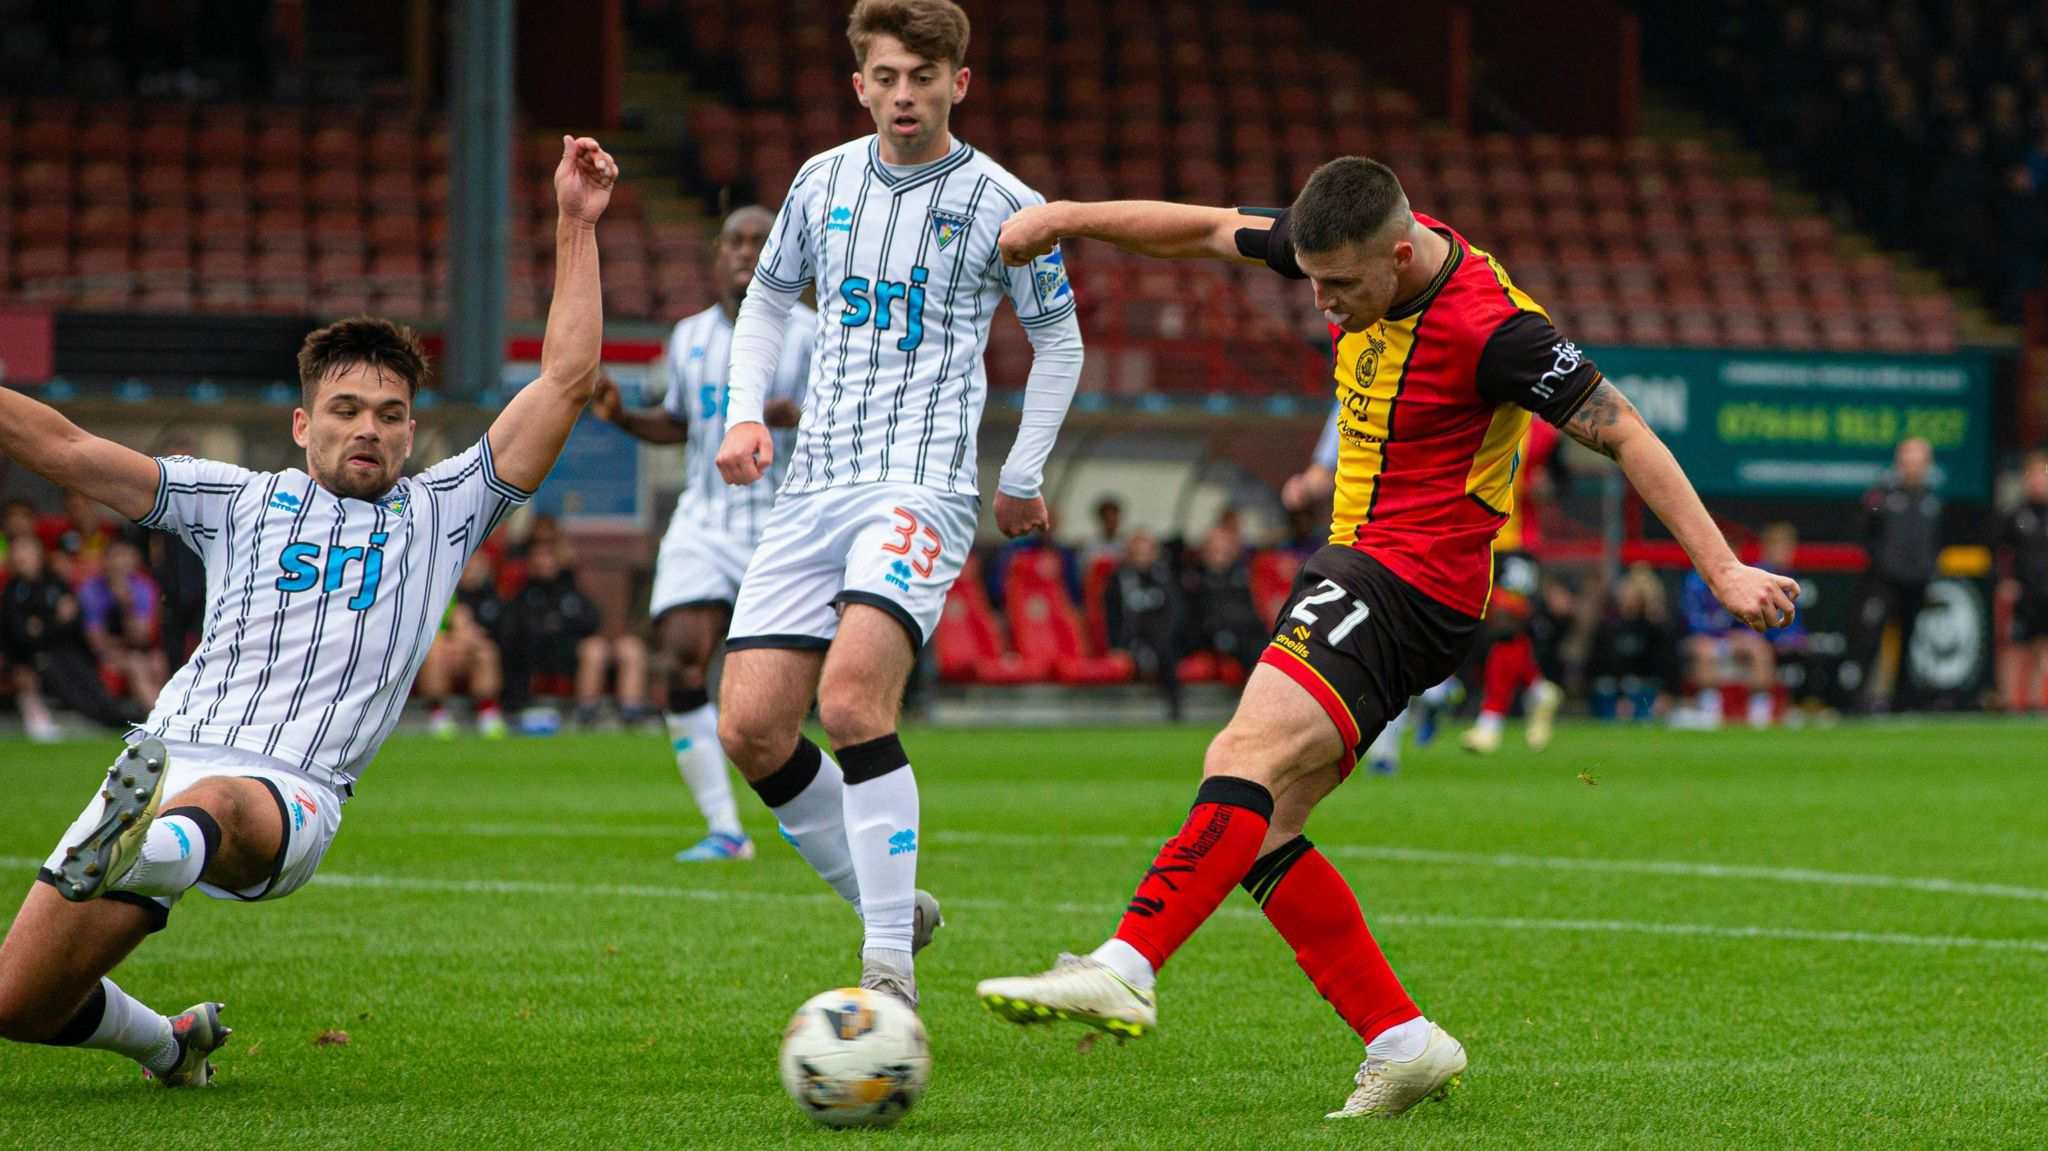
[[268, 490, 303, 515], [827, 206, 853, 233]]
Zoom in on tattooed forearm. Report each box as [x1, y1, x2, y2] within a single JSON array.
[[1561, 379, 1642, 459]]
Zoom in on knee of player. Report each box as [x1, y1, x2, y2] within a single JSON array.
[[815, 689, 889, 748], [1201, 725, 1289, 789], [716, 712, 780, 769]]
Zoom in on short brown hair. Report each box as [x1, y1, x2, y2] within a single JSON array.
[[847, 0, 970, 69], [1288, 157, 1412, 256], [297, 315, 429, 407]]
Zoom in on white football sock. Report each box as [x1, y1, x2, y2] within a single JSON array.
[[75, 979, 180, 1075], [1367, 1015, 1434, 1062], [840, 743, 920, 958], [1697, 686, 1724, 722], [1473, 710, 1506, 737], [109, 814, 208, 898], [1089, 937, 1157, 992], [761, 744, 862, 915], [668, 705, 743, 838]]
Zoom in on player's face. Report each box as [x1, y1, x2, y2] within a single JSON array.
[[293, 362, 416, 502], [1296, 240, 1404, 333], [715, 214, 772, 300], [853, 36, 968, 161]]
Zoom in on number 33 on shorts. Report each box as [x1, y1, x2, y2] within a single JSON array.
[[882, 506, 943, 587]]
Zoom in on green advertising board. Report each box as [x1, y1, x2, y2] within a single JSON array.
[[1588, 347, 1993, 501]]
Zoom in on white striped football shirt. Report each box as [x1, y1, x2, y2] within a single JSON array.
[[659, 301, 814, 545], [743, 136, 1077, 496], [136, 437, 531, 784]]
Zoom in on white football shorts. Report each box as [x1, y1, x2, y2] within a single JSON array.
[[649, 520, 756, 618], [726, 482, 977, 651], [41, 740, 345, 929]]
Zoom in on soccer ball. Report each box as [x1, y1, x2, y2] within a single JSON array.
[[778, 987, 931, 1128]]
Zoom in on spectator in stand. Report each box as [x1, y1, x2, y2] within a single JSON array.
[[1996, 451, 2048, 712], [1, 535, 137, 739], [39, 490, 122, 579], [1080, 496, 1126, 571], [1589, 564, 1681, 722], [578, 628, 650, 730], [418, 553, 510, 738], [502, 541, 647, 730], [1757, 522, 1817, 710], [1179, 522, 1265, 674], [1679, 557, 1781, 731], [2, 500, 36, 548], [76, 539, 168, 711], [1848, 437, 1944, 712], [1104, 530, 1184, 720]]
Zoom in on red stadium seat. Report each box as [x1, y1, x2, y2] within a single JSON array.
[[934, 555, 1046, 684], [1003, 549, 1134, 685], [1249, 550, 1301, 629]]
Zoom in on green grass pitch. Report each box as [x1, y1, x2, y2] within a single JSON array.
[[1, 720, 2044, 1149]]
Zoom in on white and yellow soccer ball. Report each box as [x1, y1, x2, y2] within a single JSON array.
[[778, 987, 931, 1128]]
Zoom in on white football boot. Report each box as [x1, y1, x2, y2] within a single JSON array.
[[976, 954, 1157, 1039], [53, 739, 169, 902], [1326, 1024, 1466, 1118]]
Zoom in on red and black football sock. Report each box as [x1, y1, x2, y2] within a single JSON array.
[[1112, 776, 1273, 970], [1242, 835, 1420, 1043], [1479, 632, 1540, 716]]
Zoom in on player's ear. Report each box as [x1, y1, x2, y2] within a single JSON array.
[[292, 408, 310, 449], [952, 65, 970, 104], [851, 70, 866, 102], [1391, 238, 1414, 272]]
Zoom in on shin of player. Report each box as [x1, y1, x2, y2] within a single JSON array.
[[712, 0, 1083, 1009]]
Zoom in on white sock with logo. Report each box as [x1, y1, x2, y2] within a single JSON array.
[[839, 736, 920, 958], [668, 704, 743, 838], [109, 814, 209, 897], [72, 979, 180, 1075]]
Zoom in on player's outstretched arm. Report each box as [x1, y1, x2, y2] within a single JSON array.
[[591, 374, 689, 444], [487, 136, 617, 493], [0, 388, 159, 522], [999, 201, 1264, 267], [1562, 380, 1799, 632]]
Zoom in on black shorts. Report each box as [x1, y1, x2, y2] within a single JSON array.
[[1260, 545, 1482, 777]]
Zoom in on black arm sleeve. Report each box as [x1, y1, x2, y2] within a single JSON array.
[[1474, 311, 1604, 426], [1232, 206, 1305, 280]]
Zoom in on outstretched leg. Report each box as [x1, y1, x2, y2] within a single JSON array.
[[1, 745, 281, 1085]]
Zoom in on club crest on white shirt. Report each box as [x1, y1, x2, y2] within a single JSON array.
[[928, 208, 972, 249]]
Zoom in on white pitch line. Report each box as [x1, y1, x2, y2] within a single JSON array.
[[376, 823, 2048, 905], [8, 855, 2041, 956]]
